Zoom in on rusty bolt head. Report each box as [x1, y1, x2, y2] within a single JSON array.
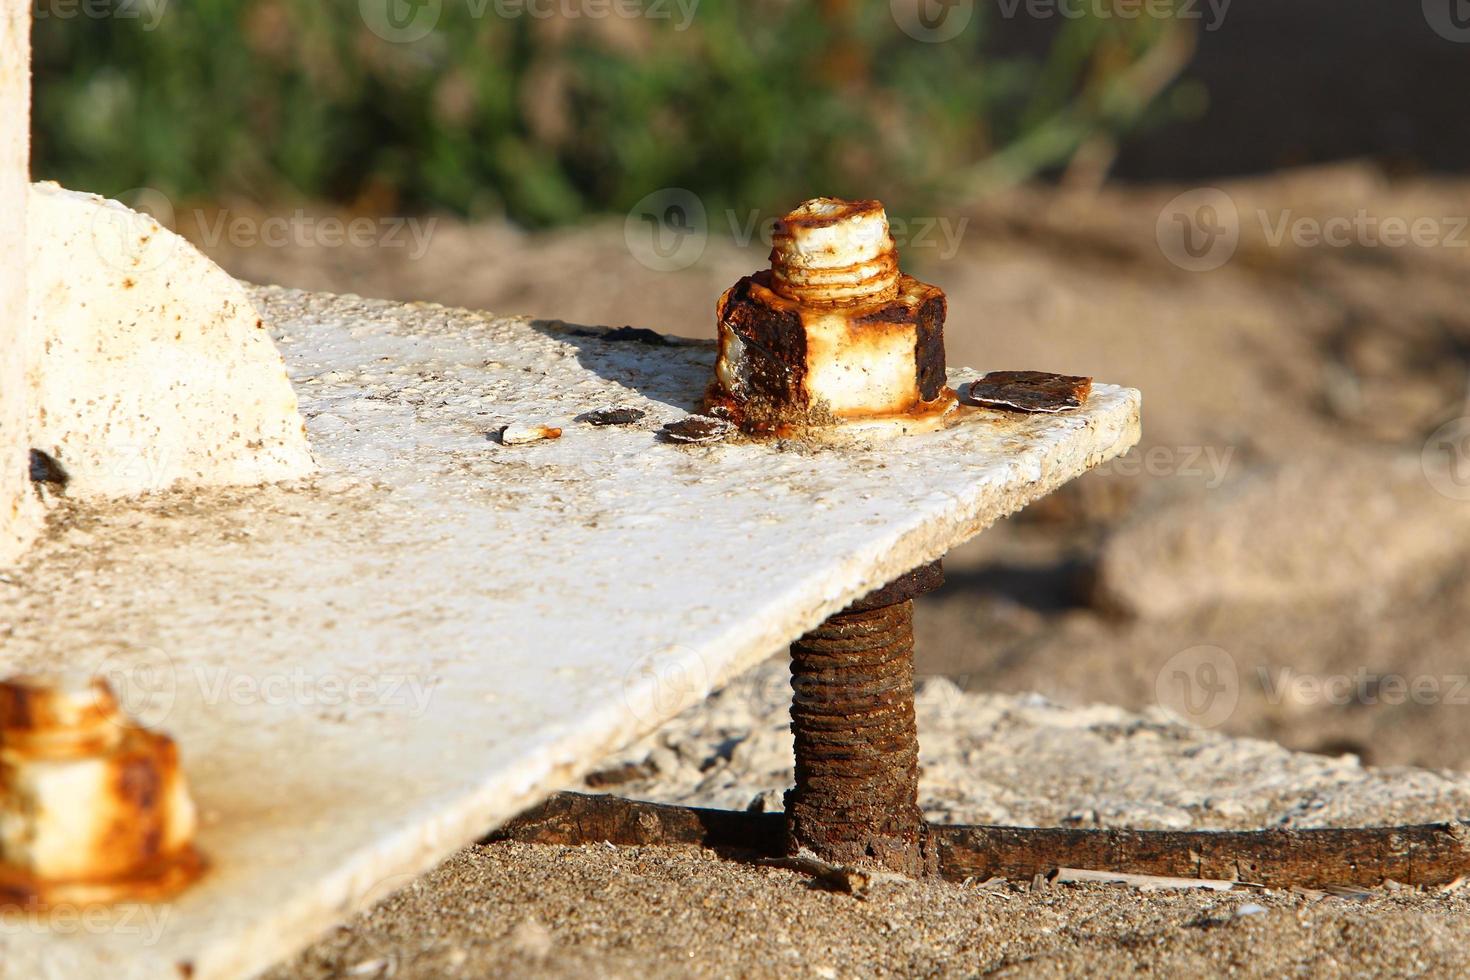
[[709, 198, 952, 435], [0, 674, 203, 904]]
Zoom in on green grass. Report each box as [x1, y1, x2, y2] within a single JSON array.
[[32, 0, 1194, 225]]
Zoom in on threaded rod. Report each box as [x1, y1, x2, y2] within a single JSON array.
[[785, 599, 926, 876]]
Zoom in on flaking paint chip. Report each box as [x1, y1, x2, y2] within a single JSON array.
[[497, 423, 563, 446], [661, 415, 734, 444], [580, 407, 647, 427], [966, 371, 1093, 414]]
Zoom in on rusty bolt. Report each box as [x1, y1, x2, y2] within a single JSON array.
[[0, 674, 204, 905], [785, 561, 944, 876], [708, 198, 954, 436], [703, 198, 957, 873]]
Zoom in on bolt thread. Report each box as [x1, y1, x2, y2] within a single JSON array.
[[768, 198, 900, 306], [785, 600, 926, 875]]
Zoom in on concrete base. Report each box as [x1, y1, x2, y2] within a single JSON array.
[[25, 183, 315, 498]]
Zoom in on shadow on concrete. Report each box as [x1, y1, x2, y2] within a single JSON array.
[[528, 318, 714, 413]]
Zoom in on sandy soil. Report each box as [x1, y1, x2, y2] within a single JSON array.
[[267, 631, 1470, 979], [272, 843, 1470, 980]]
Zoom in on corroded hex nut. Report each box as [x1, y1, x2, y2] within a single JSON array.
[[0, 674, 202, 903], [708, 198, 950, 434], [713, 271, 947, 429]]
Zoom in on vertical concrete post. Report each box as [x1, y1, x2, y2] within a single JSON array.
[[0, 0, 36, 562]]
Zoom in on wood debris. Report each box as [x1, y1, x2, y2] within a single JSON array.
[[759, 851, 911, 900]]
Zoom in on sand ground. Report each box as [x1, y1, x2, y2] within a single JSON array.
[[268, 651, 1470, 978], [274, 843, 1470, 980]]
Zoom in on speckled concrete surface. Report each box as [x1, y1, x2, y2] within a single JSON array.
[[0, 287, 1136, 978]]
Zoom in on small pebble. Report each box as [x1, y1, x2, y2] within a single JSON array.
[[662, 415, 733, 444], [746, 789, 786, 813], [1235, 903, 1268, 918], [497, 423, 562, 445]]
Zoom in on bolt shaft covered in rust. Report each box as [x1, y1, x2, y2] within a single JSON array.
[[785, 599, 928, 876]]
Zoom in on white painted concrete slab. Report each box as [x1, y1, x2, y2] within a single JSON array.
[[0, 287, 1140, 979], [25, 184, 316, 498]]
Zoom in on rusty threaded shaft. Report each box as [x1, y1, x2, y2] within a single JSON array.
[[785, 599, 926, 876]]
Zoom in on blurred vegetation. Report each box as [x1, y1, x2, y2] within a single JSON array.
[[32, 0, 1199, 226]]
